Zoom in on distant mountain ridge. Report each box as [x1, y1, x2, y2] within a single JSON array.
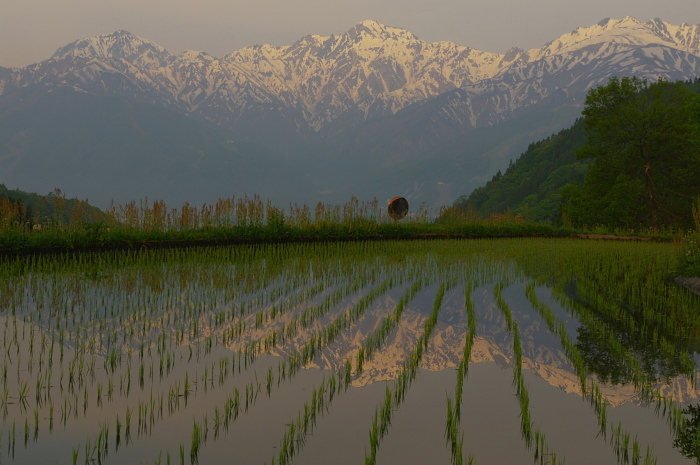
[[1, 17, 699, 208], [4, 17, 699, 133]]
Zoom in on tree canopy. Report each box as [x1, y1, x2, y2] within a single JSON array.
[[562, 77, 700, 229], [674, 404, 700, 463]]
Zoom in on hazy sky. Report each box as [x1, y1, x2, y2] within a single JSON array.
[[2, 0, 700, 68]]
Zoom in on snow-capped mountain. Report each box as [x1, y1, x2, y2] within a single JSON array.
[[3, 17, 698, 135], [0, 17, 699, 208]]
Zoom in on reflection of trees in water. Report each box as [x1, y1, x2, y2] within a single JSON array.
[[562, 280, 693, 386], [576, 322, 687, 385], [674, 404, 700, 463]]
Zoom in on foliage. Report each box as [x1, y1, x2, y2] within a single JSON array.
[[673, 404, 700, 463], [562, 77, 700, 230]]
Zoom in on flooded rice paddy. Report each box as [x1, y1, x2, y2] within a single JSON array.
[[0, 238, 699, 464]]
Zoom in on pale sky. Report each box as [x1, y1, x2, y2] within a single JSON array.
[[2, 0, 700, 68]]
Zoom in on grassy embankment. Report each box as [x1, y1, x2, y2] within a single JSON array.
[[2, 195, 691, 254], [0, 195, 569, 252]]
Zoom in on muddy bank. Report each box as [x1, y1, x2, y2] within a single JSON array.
[[675, 276, 700, 296], [575, 234, 661, 241]]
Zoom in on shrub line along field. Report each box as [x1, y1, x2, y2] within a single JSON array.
[[0, 194, 687, 256], [0, 227, 679, 257]]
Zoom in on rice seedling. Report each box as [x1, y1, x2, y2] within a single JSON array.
[[190, 418, 202, 465]]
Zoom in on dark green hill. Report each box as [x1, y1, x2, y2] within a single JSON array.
[[453, 119, 588, 223], [0, 184, 105, 226]]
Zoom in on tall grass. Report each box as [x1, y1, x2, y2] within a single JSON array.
[[0, 195, 585, 253]]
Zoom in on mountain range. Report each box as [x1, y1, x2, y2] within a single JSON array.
[[1, 17, 699, 209]]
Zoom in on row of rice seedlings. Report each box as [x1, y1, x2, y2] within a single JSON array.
[[0, 247, 300, 459], [3, 244, 325, 387], [525, 281, 658, 464], [364, 282, 452, 465], [179, 271, 420, 464], [557, 285, 683, 408], [266, 276, 369, 350], [281, 276, 402, 379], [230, 247, 439, 381], [216, 248, 348, 332], [493, 281, 566, 465], [445, 281, 477, 465], [217, 242, 428, 358], [144, 256, 422, 463], [512, 239, 698, 404], [3, 238, 685, 462], [223, 253, 418, 377], [9, 250, 182, 317], [254, 252, 461, 463], [560, 301, 675, 464], [1, 420, 15, 460], [2, 279, 157, 410], [268, 278, 452, 465], [9, 241, 314, 349], [512, 239, 699, 365], [356, 278, 424, 376], [608, 421, 658, 465], [565, 266, 695, 374], [212, 264, 340, 356], [524, 282, 608, 432], [493, 282, 531, 446], [169, 256, 341, 367], [268, 370, 349, 465], [0, 241, 553, 461], [73, 362, 268, 465]]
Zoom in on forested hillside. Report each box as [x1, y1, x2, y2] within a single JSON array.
[[454, 78, 700, 229], [453, 119, 587, 222]]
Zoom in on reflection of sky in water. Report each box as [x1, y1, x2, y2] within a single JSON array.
[[1, 242, 697, 464]]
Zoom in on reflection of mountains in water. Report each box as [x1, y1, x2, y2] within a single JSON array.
[[225, 283, 700, 407]]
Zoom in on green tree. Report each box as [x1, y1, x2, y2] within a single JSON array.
[[563, 77, 700, 229], [674, 404, 700, 463]]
